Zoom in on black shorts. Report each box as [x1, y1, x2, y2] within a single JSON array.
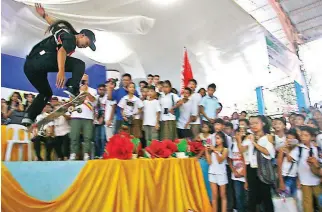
[[177, 128, 192, 139]]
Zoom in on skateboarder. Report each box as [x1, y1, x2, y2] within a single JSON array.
[[22, 4, 96, 126]]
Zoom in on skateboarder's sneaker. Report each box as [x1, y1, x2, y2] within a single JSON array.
[[21, 113, 33, 127], [64, 86, 80, 98]]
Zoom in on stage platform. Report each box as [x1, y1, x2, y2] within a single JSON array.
[[2, 158, 212, 212]]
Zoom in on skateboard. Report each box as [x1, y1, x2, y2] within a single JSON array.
[[29, 92, 88, 132]]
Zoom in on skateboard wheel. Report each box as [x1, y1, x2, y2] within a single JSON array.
[[76, 108, 82, 113], [68, 106, 75, 113]]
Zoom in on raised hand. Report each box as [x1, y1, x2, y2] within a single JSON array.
[[35, 3, 46, 18]]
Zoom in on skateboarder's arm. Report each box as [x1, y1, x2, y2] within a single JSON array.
[[35, 4, 55, 25]]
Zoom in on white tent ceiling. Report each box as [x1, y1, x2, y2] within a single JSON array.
[[2, 0, 277, 110]]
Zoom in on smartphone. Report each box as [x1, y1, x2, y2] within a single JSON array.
[[309, 148, 313, 157], [202, 140, 207, 147]]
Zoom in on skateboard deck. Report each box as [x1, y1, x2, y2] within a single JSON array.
[[30, 92, 88, 131]]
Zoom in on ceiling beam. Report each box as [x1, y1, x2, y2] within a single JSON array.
[[295, 14, 322, 25], [268, 0, 303, 51], [287, 1, 322, 15]]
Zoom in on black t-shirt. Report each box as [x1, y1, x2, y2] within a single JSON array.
[[29, 27, 76, 57]]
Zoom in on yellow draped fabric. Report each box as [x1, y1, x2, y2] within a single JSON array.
[[2, 159, 212, 212]]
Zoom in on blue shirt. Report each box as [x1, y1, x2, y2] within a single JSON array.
[[199, 95, 220, 121], [112, 87, 139, 120]]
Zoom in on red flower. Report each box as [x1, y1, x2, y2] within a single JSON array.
[[145, 140, 173, 158], [188, 141, 204, 154], [103, 133, 134, 160], [173, 139, 181, 144], [163, 139, 178, 153]]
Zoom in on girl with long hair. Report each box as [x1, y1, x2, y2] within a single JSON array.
[[244, 115, 275, 212], [205, 131, 228, 212]]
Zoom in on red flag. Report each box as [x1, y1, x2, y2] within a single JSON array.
[[181, 48, 193, 93]]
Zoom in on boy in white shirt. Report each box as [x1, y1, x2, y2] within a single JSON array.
[[104, 79, 116, 140], [118, 82, 144, 138], [143, 86, 161, 141], [176, 87, 195, 139], [297, 126, 321, 212]]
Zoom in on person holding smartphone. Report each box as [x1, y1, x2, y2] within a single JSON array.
[[6, 92, 24, 124], [277, 129, 300, 197]]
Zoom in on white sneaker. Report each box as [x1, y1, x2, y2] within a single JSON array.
[[69, 153, 76, 160], [83, 153, 90, 161]]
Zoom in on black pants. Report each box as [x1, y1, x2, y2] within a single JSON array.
[[32, 135, 63, 160], [54, 134, 70, 158], [226, 165, 235, 212], [24, 53, 85, 121], [247, 165, 274, 212], [177, 128, 192, 139]]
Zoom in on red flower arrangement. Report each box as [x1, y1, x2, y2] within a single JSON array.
[[103, 132, 134, 160], [188, 141, 205, 156], [145, 140, 177, 158]]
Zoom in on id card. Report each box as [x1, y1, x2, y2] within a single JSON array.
[[250, 154, 258, 168]]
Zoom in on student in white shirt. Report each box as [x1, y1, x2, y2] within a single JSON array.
[[187, 79, 202, 139], [273, 117, 287, 151], [229, 128, 247, 212], [244, 116, 275, 212], [118, 82, 144, 138], [143, 86, 161, 141], [197, 123, 213, 144], [297, 126, 321, 212], [53, 111, 71, 161], [176, 87, 196, 139], [212, 118, 234, 212], [69, 74, 97, 161], [277, 128, 300, 197], [205, 131, 228, 212], [195, 123, 213, 159], [104, 79, 116, 140], [93, 84, 107, 159], [31, 103, 55, 161], [159, 80, 179, 140]]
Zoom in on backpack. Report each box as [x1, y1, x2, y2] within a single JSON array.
[[257, 149, 276, 185]]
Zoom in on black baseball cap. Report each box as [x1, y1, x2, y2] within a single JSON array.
[[80, 29, 96, 51]]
